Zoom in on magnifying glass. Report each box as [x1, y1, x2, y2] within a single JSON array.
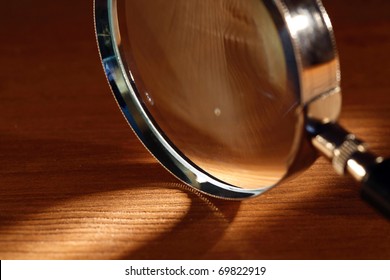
[[94, 0, 389, 216]]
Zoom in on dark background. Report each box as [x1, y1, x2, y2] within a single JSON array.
[[0, 0, 389, 259]]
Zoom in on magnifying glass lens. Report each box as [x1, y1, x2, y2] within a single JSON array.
[[117, 0, 301, 189]]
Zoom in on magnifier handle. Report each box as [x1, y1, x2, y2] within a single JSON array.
[[309, 122, 390, 217], [361, 158, 390, 218]]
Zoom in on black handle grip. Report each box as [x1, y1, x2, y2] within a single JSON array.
[[361, 158, 390, 217]]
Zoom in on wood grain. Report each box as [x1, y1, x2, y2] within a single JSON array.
[[0, 0, 389, 259]]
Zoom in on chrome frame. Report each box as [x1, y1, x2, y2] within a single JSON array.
[[94, 0, 342, 199]]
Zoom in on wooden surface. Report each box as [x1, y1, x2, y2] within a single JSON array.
[[0, 0, 389, 259]]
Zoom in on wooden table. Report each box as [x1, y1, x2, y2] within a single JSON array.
[[0, 0, 389, 259]]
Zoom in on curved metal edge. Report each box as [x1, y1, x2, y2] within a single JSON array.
[[94, 0, 266, 199], [278, 0, 341, 105], [272, 0, 343, 178]]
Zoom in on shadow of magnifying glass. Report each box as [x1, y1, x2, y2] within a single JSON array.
[[0, 133, 240, 259], [122, 183, 241, 260]]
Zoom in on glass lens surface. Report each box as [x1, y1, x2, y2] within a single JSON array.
[[117, 0, 300, 189]]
